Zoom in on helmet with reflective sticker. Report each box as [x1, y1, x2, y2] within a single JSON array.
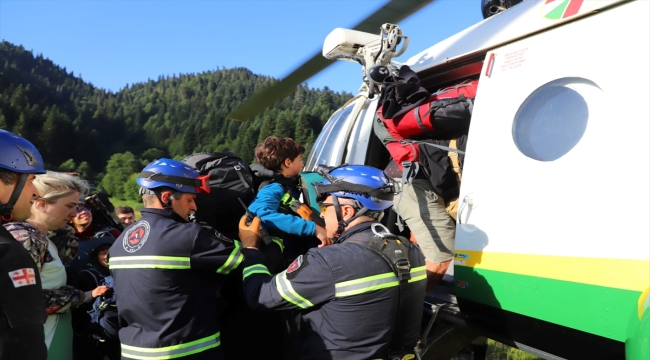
[[136, 158, 210, 194], [314, 165, 395, 211], [0, 129, 46, 174]]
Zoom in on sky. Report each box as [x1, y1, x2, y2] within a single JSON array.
[[0, 0, 485, 95]]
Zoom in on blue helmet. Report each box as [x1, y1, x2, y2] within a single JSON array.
[[314, 165, 397, 211], [136, 158, 210, 194], [0, 130, 46, 174]]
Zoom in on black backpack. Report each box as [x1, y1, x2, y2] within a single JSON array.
[[77, 268, 119, 341], [183, 152, 257, 239]]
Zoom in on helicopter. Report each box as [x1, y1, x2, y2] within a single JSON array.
[[228, 0, 650, 359]]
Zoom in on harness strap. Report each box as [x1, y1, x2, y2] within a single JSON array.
[[233, 165, 251, 189], [395, 161, 418, 232], [414, 105, 428, 133], [345, 228, 412, 355], [0, 173, 28, 222]]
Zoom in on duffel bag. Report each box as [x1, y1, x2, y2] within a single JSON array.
[[379, 80, 478, 140]]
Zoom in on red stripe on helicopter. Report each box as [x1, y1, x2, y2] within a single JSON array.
[[564, 0, 584, 17]]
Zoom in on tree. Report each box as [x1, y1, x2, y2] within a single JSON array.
[[237, 125, 258, 163], [140, 148, 167, 165], [123, 173, 141, 201], [316, 87, 335, 112], [273, 113, 293, 139], [257, 113, 274, 143], [303, 130, 316, 159], [11, 114, 26, 136], [294, 109, 312, 145], [0, 113, 7, 129], [0, 41, 353, 187], [40, 106, 74, 166], [58, 159, 76, 172], [100, 152, 141, 199], [76, 161, 93, 180]]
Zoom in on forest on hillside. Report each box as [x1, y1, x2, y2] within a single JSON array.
[[0, 41, 353, 199]]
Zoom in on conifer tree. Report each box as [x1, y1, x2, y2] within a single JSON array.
[[273, 113, 293, 139], [258, 113, 274, 143], [294, 108, 312, 145]]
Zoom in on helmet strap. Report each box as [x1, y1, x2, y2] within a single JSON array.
[[0, 173, 29, 223], [153, 190, 176, 211], [332, 196, 369, 243]]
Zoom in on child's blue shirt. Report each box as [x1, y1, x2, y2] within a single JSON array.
[[248, 182, 316, 237]]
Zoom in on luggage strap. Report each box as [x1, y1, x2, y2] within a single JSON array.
[[234, 165, 251, 189], [396, 160, 419, 232], [416, 141, 465, 154], [448, 138, 462, 186]]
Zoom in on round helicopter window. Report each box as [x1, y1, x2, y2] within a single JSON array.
[[512, 77, 600, 161]]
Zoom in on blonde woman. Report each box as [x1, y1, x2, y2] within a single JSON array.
[[3, 171, 108, 360]]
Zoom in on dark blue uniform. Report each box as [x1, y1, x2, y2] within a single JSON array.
[[242, 222, 427, 360], [109, 208, 244, 360], [0, 226, 47, 360]]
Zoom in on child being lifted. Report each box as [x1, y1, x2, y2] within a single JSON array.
[[249, 136, 330, 261]]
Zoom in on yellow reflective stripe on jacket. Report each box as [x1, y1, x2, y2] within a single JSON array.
[[272, 237, 284, 253], [109, 256, 191, 270], [280, 193, 295, 206], [242, 264, 271, 280], [274, 270, 314, 309], [409, 265, 426, 282], [121, 332, 220, 359], [335, 266, 427, 298], [216, 240, 243, 274]]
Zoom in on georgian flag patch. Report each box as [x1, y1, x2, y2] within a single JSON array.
[[9, 268, 36, 288]]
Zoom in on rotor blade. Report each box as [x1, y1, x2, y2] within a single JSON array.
[[227, 0, 434, 121]]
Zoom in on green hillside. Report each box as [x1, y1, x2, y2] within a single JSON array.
[[0, 40, 352, 198]]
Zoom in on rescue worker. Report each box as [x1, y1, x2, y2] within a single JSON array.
[[239, 164, 427, 360], [0, 129, 48, 360], [109, 158, 250, 360]]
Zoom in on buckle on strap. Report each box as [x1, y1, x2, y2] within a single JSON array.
[[395, 259, 411, 281]]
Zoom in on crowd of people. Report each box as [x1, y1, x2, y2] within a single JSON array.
[[0, 129, 441, 360]]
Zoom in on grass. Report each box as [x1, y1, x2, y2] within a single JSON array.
[[485, 340, 542, 360], [451, 340, 541, 360], [109, 197, 144, 219]]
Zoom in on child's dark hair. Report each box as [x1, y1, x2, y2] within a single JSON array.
[[255, 137, 305, 171]]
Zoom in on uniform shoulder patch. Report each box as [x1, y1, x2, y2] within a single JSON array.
[[213, 230, 232, 243], [123, 221, 150, 253], [286, 254, 308, 279], [9, 268, 37, 287]]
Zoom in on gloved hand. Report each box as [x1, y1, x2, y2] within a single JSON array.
[[239, 215, 262, 249]]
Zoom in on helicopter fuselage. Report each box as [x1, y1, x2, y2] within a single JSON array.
[[304, 1, 649, 359]]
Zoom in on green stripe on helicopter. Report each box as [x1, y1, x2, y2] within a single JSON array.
[[454, 266, 642, 342]]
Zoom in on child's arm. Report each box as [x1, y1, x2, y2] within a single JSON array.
[[249, 183, 316, 237]]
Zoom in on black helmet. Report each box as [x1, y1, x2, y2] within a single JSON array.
[[481, 0, 525, 19]]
